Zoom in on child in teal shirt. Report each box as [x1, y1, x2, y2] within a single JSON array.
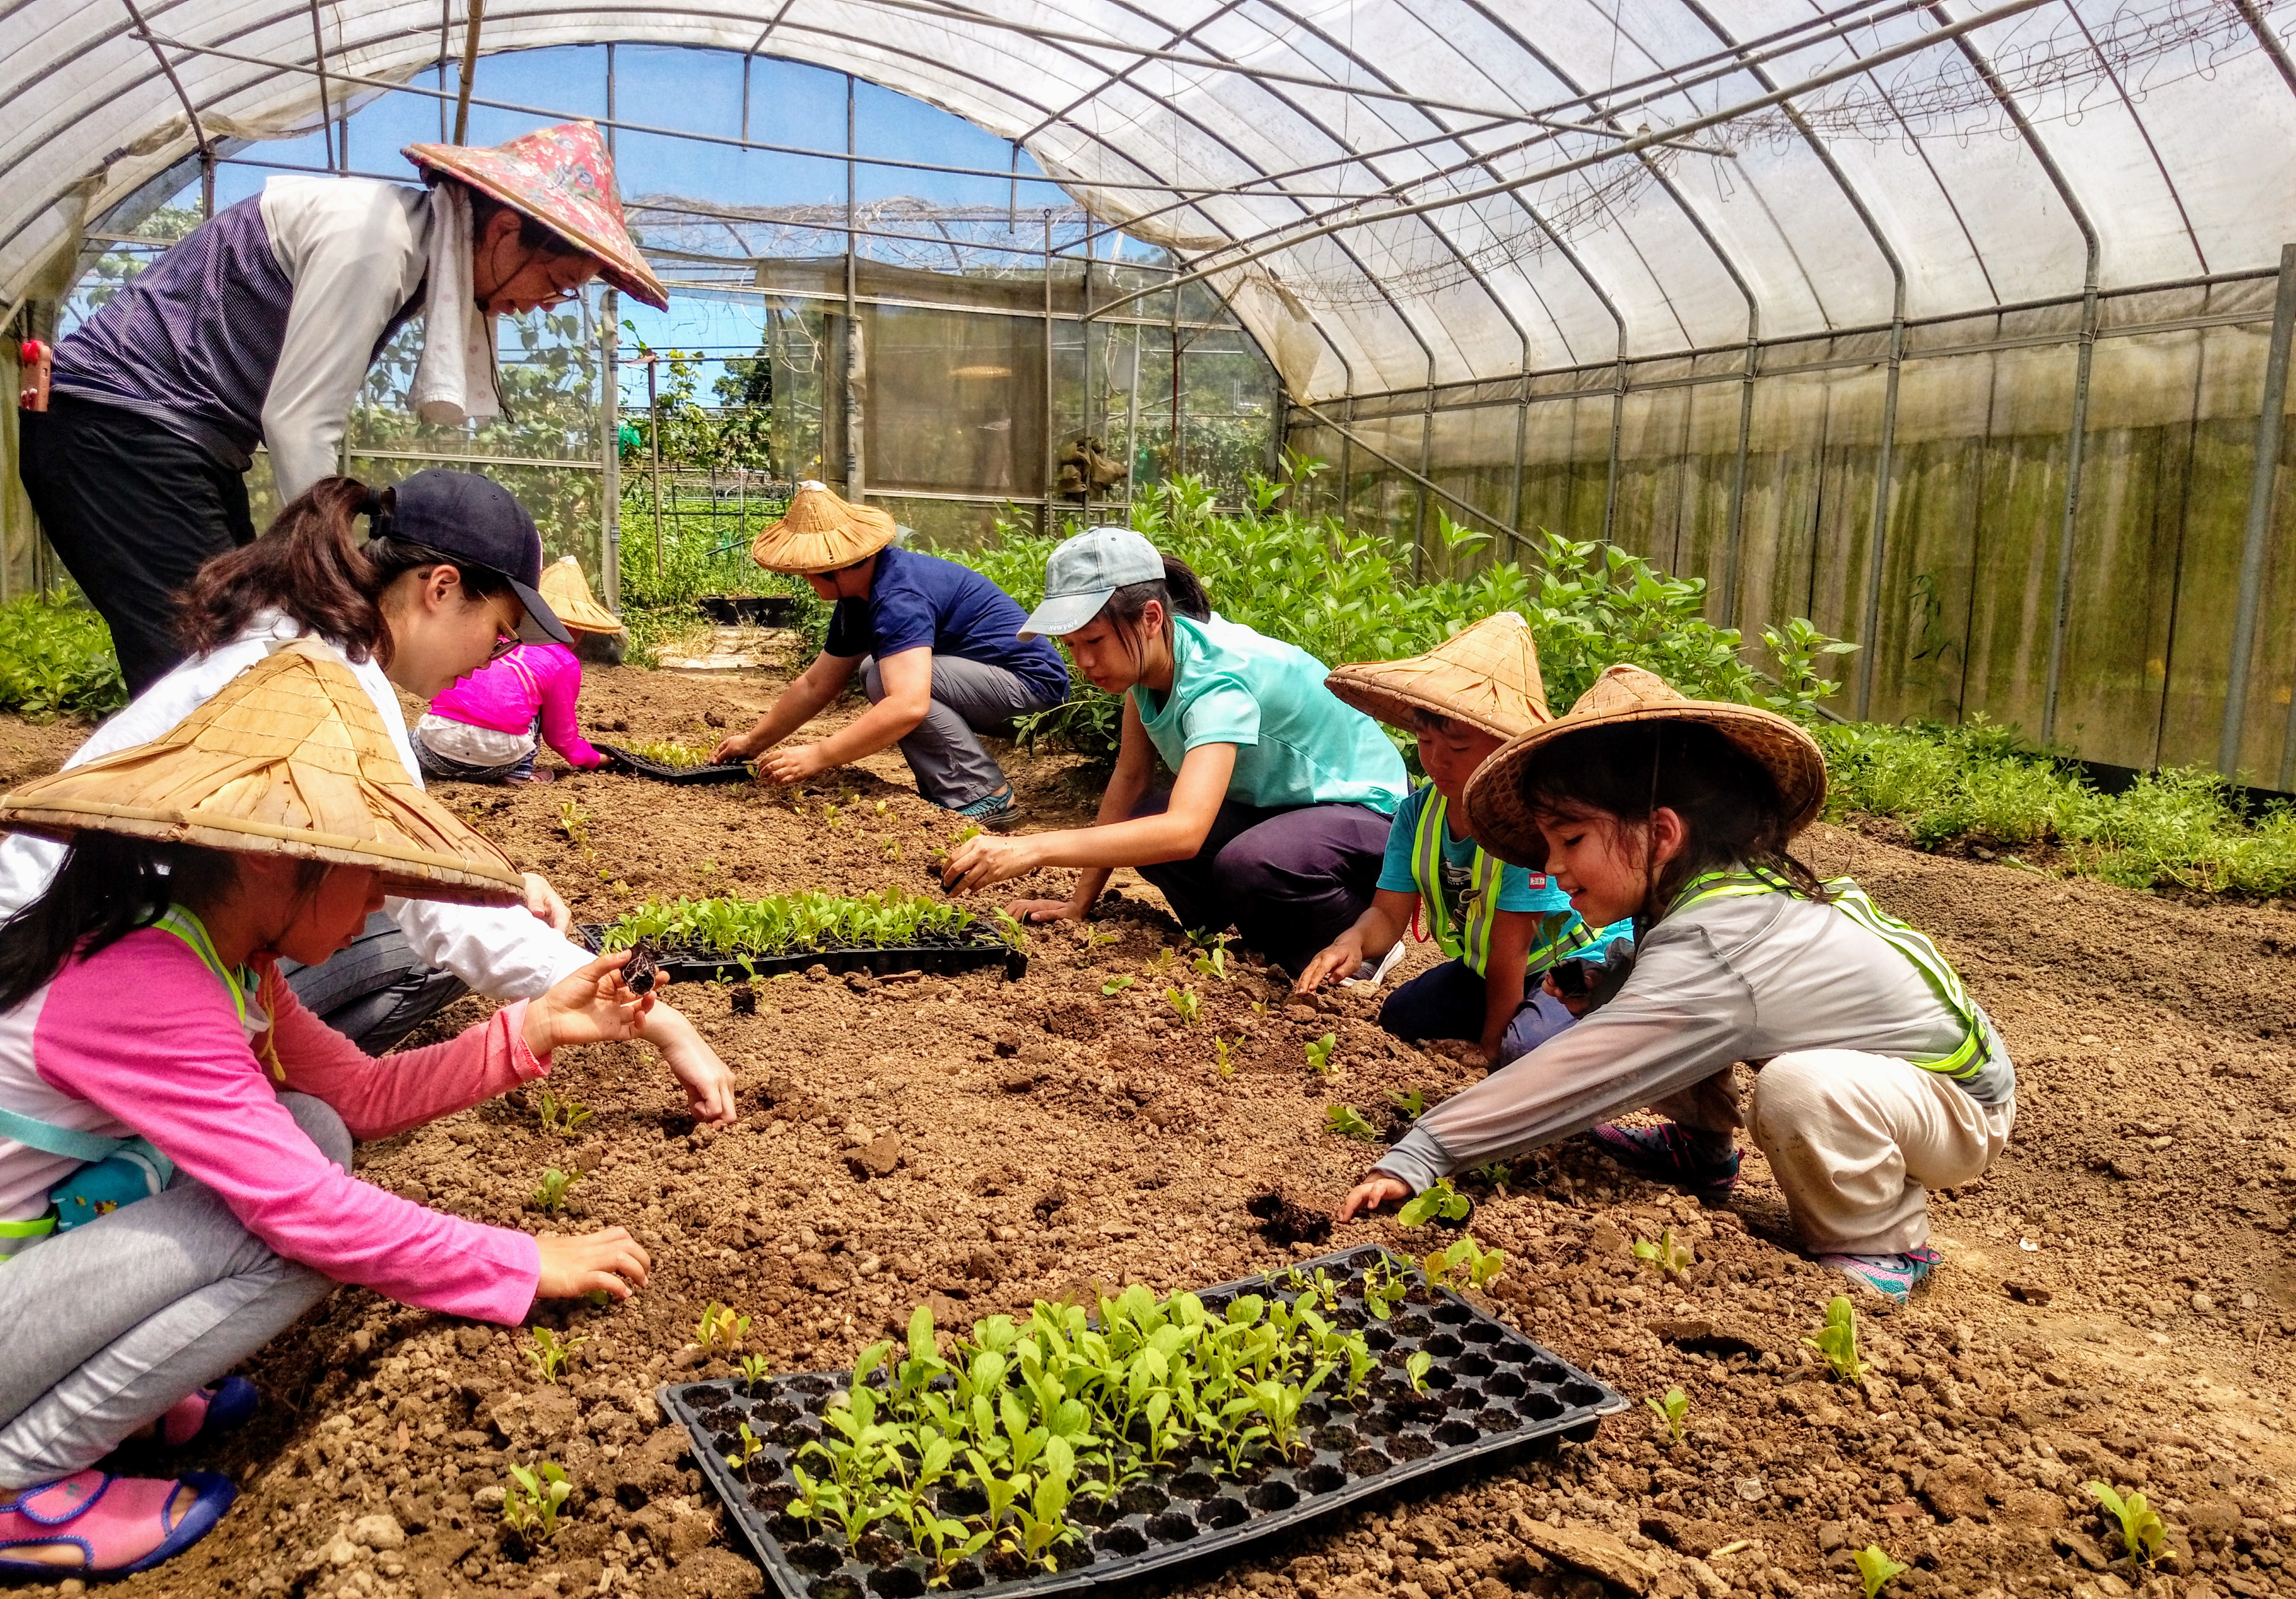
[[1296, 615, 1631, 1065]]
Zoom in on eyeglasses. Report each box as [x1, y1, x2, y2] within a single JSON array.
[[489, 632, 522, 661]]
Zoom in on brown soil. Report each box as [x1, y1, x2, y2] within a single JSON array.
[[7, 661, 2296, 1599]]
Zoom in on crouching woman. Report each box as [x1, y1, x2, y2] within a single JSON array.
[[1337, 665, 2016, 1303], [0, 643, 651, 1578]]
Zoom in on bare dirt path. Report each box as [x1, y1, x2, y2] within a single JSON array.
[[2, 659, 2291, 1599]]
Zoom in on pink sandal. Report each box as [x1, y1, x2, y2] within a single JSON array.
[[0, 1470, 234, 1576]]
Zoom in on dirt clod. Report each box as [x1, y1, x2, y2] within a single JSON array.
[[1245, 1187, 1333, 1246]]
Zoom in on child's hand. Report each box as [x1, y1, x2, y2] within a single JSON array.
[[522, 872, 573, 934], [1542, 969, 1594, 1018], [1293, 933, 1365, 995], [536, 1227, 650, 1299], [1335, 1174, 1413, 1221], [524, 951, 654, 1058]]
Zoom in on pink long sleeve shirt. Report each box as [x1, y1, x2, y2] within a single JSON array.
[[0, 928, 549, 1324], [427, 643, 605, 769]]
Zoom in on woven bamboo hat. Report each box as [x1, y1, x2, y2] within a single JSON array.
[[749, 480, 898, 574], [1461, 663, 1827, 868], [538, 556, 623, 635], [1325, 612, 1550, 741], [0, 642, 524, 905]]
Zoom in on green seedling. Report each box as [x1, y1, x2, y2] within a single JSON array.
[[1852, 1545, 1908, 1599], [602, 888, 986, 961], [530, 1167, 578, 1214], [1388, 1087, 1429, 1118], [1214, 1037, 1237, 1078], [1643, 1386, 1690, 1444], [723, 1421, 765, 1470], [952, 821, 985, 846], [882, 838, 901, 861], [2088, 1482, 2167, 1568], [992, 910, 1031, 953], [554, 799, 592, 845], [876, 799, 889, 814], [581, 1289, 612, 1309], [1165, 987, 1202, 1026], [822, 802, 842, 829], [1802, 1295, 1865, 1385], [1251, 999, 1268, 1017], [1191, 936, 1232, 981], [1145, 946, 1176, 974], [629, 739, 717, 771], [1078, 925, 1120, 966], [1471, 1160, 1512, 1195], [523, 1327, 587, 1385], [1425, 1234, 1505, 1292], [1101, 974, 1136, 996], [697, 1301, 752, 1355], [1397, 1176, 1470, 1227], [1362, 1257, 1409, 1321], [738, 1353, 772, 1385], [1405, 1350, 1434, 1395], [1631, 1229, 1693, 1279], [535, 1087, 592, 1139], [501, 1461, 572, 1543], [1303, 1032, 1336, 1074], [1325, 1104, 1379, 1141]]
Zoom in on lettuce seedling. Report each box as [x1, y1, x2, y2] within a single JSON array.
[[992, 911, 1031, 953], [1145, 946, 1176, 974], [1852, 1545, 1907, 1599], [1362, 1257, 1409, 1321], [1192, 936, 1232, 981], [1397, 1176, 1470, 1226], [1326, 1104, 1379, 1141], [723, 1421, 765, 1471], [1631, 1229, 1693, 1279], [1388, 1087, 1429, 1118], [1303, 1032, 1337, 1074], [1405, 1350, 1434, 1395], [1101, 974, 1135, 995], [1214, 1037, 1236, 1078], [501, 1461, 571, 1542], [882, 838, 901, 861], [530, 1167, 578, 1214], [1165, 987, 1203, 1026], [1471, 1160, 1511, 1195], [1803, 1295, 1865, 1385], [535, 1088, 592, 1139], [697, 1302, 751, 1355], [738, 1353, 771, 1385], [1426, 1235, 1505, 1292], [1643, 1386, 1690, 1444], [2088, 1482, 2167, 1568], [523, 1327, 586, 1385]]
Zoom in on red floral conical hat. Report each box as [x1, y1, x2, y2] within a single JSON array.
[[404, 120, 668, 310]]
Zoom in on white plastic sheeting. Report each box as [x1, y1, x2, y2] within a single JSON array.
[[4, 0, 2293, 404]]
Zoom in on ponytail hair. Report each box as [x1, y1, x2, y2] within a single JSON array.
[[1093, 554, 1210, 680], [0, 835, 241, 1015], [175, 477, 513, 668]]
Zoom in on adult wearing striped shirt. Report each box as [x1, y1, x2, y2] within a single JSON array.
[[20, 121, 665, 696]]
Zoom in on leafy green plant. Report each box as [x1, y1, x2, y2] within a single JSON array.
[[1803, 1295, 1865, 1385], [1397, 1177, 1471, 1227], [1191, 937, 1232, 981], [1852, 1545, 1908, 1599], [2088, 1482, 2168, 1568], [1145, 945, 1176, 974], [1213, 1037, 1237, 1078], [723, 1420, 765, 1470], [0, 599, 126, 721], [697, 1302, 751, 1355], [554, 799, 592, 847], [629, 738, 719, 770], [601, 889, 986, 959], [1101, 975, 1136, 995], [1325, 1104, 1379, 1141], [1165, 987, 1203, 1026], [1362, 1257, 1410, 1321], [1643, 1386, 1690, 1444], [1388, 1088, 1429, 1118], [530, 1167, 578, 1214], [1077, 925, 1119, 966], [535, 1089, 592, 1139], [1425, 1234, 1505, 1292], [1405, 1350, 1434, 1395], [501, 1461, 572, 1543], [1631, 1229, 1694, 1279], [738, 1353, 771, 1385], [1471, 1161, 1512, 1195], [991, 911, 1031, 953], [523, 1327, 586, 1385], [1303, 1033, 1336, 1074]]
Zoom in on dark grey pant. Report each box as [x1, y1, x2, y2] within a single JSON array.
[[0, 1095, 346, 1488], [277, 912, 468, 1054], [1130, 794, 1392, 977], [858, 654, 1064, 808]]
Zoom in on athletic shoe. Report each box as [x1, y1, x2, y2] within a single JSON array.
[[952, 786, 1019, 832], [0, 1470, 235, 1576], [1341, 943, 1407, 988], [1816, 1246, 1944, 1303], [1588, 1120, 1741, 1199], [158, 1378, 259, 1449]]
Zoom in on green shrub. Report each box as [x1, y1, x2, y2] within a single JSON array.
[[0, 599, 127, 722]]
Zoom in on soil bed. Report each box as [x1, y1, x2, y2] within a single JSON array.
[[5, 658, 2296, 1599]]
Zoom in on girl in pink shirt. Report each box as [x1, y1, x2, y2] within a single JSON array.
[[415, 640, 607, 785], [0, 646, 653, 1578]]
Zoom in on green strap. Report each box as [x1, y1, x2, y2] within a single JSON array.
[[1671, 868, 1990, 1083], [152, 905, 257, 1031], [0, 1106, 126, 1163], [1411, 790, 1504, 975], [0, 1212, 57, 1261]]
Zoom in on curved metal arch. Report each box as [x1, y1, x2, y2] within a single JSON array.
[[2060, 1, 2205, 273]]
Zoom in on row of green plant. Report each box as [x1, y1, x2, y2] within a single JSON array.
[[0, 597, 127, 722], [599, 889, 1021, 958], [784, 1282, 1378, 1578]]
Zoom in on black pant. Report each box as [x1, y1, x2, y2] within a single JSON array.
[[276, 913, 470, 1054], [1128, 793, 1391, 976], [18, 396, 255, 697]]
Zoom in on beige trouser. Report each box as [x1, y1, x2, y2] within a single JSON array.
[[1652, 1052, 2016, 1256]]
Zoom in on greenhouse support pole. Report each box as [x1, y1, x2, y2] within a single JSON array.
[[451, 0, 484, 144], [601, 288, 620, 611], [1722, 331, 1757, 628], [1603, 351, 1626, 543], [1044, 213, 1056, 536], [843, 75, 863, 503], [1857, 302, 1908, 721], [2224, 242, 2296, 777], [646, 353, 664, 579]]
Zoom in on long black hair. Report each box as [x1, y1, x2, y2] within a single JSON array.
[[1093, 555, 1212, 679], [0, 835, 249, 1014], [1514, 719, 1829, 923]]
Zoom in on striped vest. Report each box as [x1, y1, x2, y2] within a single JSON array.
[[1410, 791, 1596, 979]]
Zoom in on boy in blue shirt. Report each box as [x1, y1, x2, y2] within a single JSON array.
[[1295, 614, 1633, 1066]]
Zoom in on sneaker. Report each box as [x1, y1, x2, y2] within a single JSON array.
[[1341, 943, 1406, 988], [1816, 1247, 1944, 1303], [951, 786, 1019, 832], [1588, 1120, 1741, 1200]]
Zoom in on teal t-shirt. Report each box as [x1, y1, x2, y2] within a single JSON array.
[[1375, 784, 1637, 968], [1130, 615, 1407, 814]]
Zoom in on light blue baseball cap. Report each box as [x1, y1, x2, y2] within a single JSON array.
[[1016, 526, 1167, 639]]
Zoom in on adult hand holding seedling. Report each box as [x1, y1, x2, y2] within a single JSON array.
[[1335, 1173, 1414, 1221], [523, 949, 654, 1058], [534, 1227, 651, 1301]]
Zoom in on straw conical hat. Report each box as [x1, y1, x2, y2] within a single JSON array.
[[1325, 612, 1549, 741], [0, 642, 524, 905], [1462, 664, 1826, 867], [404, 121, 668, 310], [750, 481, 898, 574], [538, 556, 623, 635]]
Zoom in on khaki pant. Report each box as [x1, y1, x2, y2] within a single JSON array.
[[1655, 1052, 2016, 1256]]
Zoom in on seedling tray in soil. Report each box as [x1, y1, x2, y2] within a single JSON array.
[[699, 594, 798, 627], [575, 926, 1026, 983], [662, 1244, 1623, 1599], [593, 742, 756, 784]]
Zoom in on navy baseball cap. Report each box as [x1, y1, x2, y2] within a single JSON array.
[[381, 470, 572, 644]]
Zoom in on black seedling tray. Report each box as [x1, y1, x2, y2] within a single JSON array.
[[700, 594, 798, 627], [662, 1244, 1623, 1599], [594, 741, 756, 784], [576, 926, 1026, 983]]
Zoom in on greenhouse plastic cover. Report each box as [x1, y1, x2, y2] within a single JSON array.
[[2, 0, 2293, 404]]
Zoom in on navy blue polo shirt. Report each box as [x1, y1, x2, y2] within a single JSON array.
[[824, 546, 1069, 703]]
